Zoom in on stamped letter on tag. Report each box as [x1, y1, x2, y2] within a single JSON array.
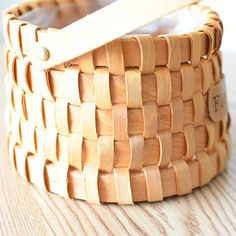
[[208, 79, 228, 122]]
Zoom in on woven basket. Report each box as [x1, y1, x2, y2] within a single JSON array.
[[3, 0, 231, 204]]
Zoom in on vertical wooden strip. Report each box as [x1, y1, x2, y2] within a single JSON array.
[[155, 67, 172, 106], [68, 133, 83, 170], [170, 97, 184, 133], [82, 103, 97, 140], [215, 142, 228, 173], [106, 39, 125, 75], [183, 125, 195, 160], [158, 131, 172, 168], [143, 165, 163, 201], [201, 59, 213, 94], [196, 152, 212, 186], [142, 102, 158, 138], [56, 99, 69, 135], [129, 135, 144, 171], [56, 136, 69, 198], [160, 35, 181, 71], [84, 165, 100, 204], [187, 32, 201, 68], [14, 145, 28, 181], [180, 64, 195, 101], [94, 67, 112, 109], [125, 69, 142, 108], [65, 66, 81, 105], [44, 127, 58, 163], [172, 159, 192, 195], [114, 168, 133, 204], [98, 136, 114, 172], [193, 92, 205, 126], [132, 35, 156, 74], [78, 52, 94, 73], [113, 104, 128, 141], [205, 118, 215, 149]]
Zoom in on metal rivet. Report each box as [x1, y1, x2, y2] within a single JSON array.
[[36, 47, 49, 61]]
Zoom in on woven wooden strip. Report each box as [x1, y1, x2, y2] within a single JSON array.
[[211, 54, 221, 83], [215, 142, 227, 173], [98, 136, 114, 172], [129, 135, 144, 171], [132, 35, 156, 74], [113, 104, 128, 141], [20, 24, 39, 56], [160, 35, 181, 71], [186, 32, 201, 68], [84, 165, 100, 204], [16, 58, 31, 94], [2, 13, 17, 51], [44, 127, 58, 163], [205, 118, 215, 149], [201, 59, 213, 94], [56, 99, 69, 136], [114, 168, 133, 204], [78, 52, 94, 73], [68, 133, 83, 170], [32, 95, 45, 129], [125, 69, 142, 108], [180, 63, 195, 101], [158, 131, 172, 168], [142, 102, 158, 138], [172, 159, 192, 195], [27, 154, 47, 191], [8, 135, 17, 168], [105, 39, 125, 75], [200, 25, 215, 59], [12, 86, 27, 121], [94, 67, 112, 109], [155, 67, 172, 106], [196, 152, 212, 186], [14, 145, 28, 181], [9, 20, 26, 58], [171, 97, 184, 133], [6, 51, 17, 84], [20, 120, 36, 154], [193, 92, 205, 126], [184, 125, 195, 160], [64, 66, 81, 106], [82, 103, 97, 140], [143, 165, 163, 201], [56, 136, 69, 198]]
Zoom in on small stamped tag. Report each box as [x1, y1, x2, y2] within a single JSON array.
[[208, 79, 228, 122]]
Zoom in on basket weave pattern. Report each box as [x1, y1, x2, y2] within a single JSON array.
[[3, 1, 231, 204]]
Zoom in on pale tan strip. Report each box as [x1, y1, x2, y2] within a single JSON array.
[[183, 125, 196, 160], [132, 35, 156, 74], [113, 104, 128, 141], [78, 52, 94, 73], [129, 135, 144, 171], [94, 67, 112, 109], [171, 97, 184, 133], [56, 98, 69, 136], [44, 127, 58, 163], [172, 159, 192, 195], [82, 103, 97, 140], [155, 67, 172, 106], [114, 168, 133, 204], [158, 131, 172, 168], [143, 165, 163, 201], [187, 32, 201, 68], [98, 136, 114, 172], [125, 69, 142, 108], [193, 92, 205, 126], [68, 133, 83, 170], [84, 165, 100, 204], [106, 39, 125, 75]]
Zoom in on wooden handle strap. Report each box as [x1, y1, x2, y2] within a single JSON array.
[[23, 0, 202, 70]]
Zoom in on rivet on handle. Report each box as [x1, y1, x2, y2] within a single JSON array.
[[36, 46, 50, 61]]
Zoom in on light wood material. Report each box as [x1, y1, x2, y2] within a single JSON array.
[[2, 0, 231, 204], [1, 44, 236, 235]]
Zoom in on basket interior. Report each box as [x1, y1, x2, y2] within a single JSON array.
[[20, 0, 204, 36]]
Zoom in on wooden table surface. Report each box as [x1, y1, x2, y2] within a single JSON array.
[[0, 45, 236, 236]]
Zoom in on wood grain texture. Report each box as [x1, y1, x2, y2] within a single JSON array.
[[1, 46, 236, 235]]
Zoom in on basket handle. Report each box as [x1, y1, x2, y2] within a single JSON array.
[[28, 0, 202, 70]]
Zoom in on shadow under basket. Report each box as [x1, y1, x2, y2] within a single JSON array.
[[3, 0, 231, 204]]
